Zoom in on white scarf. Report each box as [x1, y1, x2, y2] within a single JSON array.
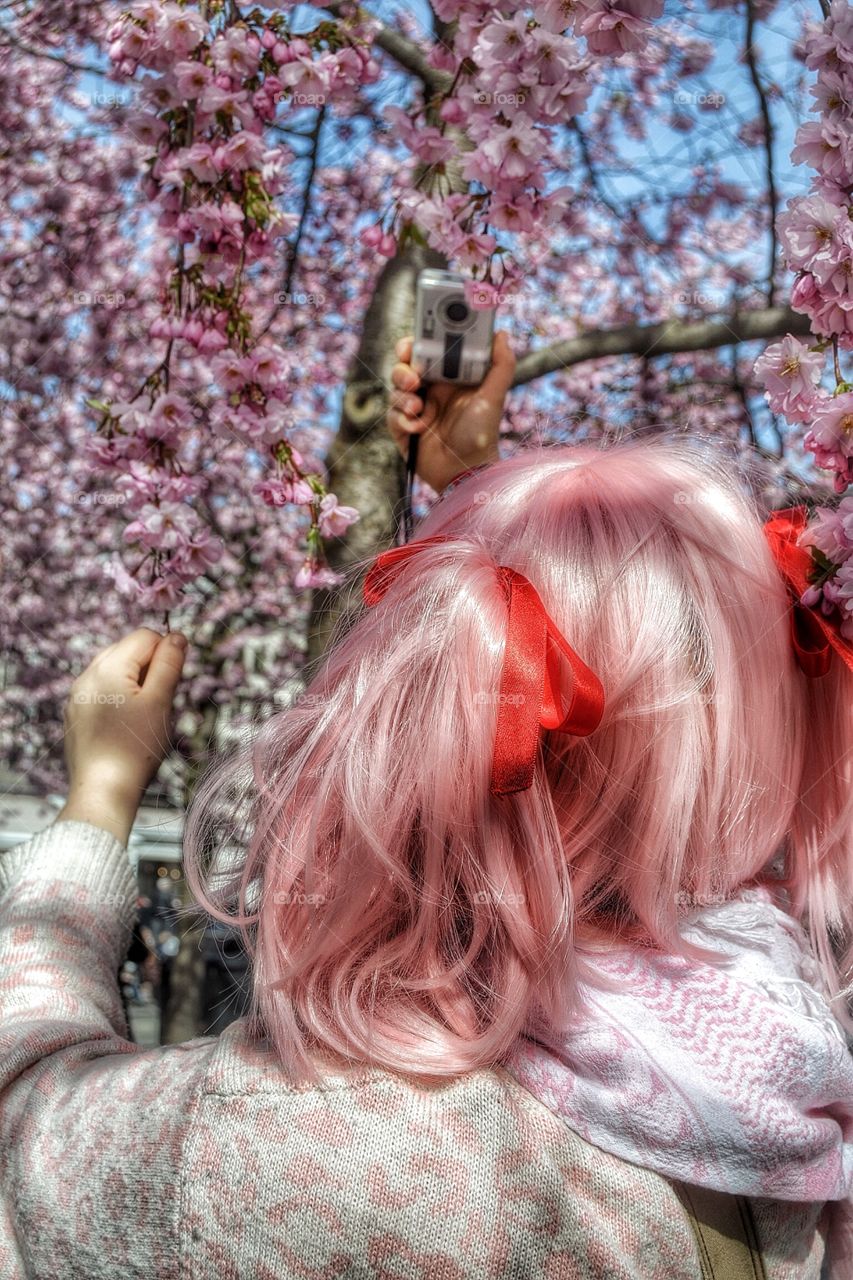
[[502, 886, 853, 1274]]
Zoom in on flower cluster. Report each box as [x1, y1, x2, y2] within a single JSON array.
[[102, 1, 373, 603], [3, 0, 822, 800], [795, 497, 853, 639], [368, 0, 664, 300], [754, 0, 853, 636]]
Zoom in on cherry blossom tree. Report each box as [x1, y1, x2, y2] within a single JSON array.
[[0, 0, 838, 806], [754, 0, 853, 637]]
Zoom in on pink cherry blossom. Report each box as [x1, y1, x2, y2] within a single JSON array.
[[149, 393, 193, 435], [776, 195, 845, 271], [465, 119, 546, 185], [124, 502, 199, 550], [295, 561, 343, 590], [576, 0, 664, 56], [173, 60, 212, 98], [800, 502, 851, 566], [214, 132, 267, 173], [753, 337, 826, 424], [154, 3, 208, 58], [317, 494, 360, 537], [254, 478, 315, 507], [464, 280, 500, 310], [533, 0, 581, 34], [809, 393, 853, 458], [211, 28, 260, 79]]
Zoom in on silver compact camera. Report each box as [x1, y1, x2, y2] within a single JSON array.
[[412, 268, 495, 386]]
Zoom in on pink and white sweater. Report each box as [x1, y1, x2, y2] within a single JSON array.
[[0, 820, 833, 1278]]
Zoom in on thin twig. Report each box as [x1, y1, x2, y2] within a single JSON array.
[[258, 106, 327, 338], [744, 0, 779, 305]]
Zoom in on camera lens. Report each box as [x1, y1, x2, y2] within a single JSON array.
[[446, 300, 469, 323]]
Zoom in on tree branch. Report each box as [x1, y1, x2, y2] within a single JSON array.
[[512, 306, 813, 386], [259, 105, 326, 337], [0, 32, 105, 75], [320, 3, 452, 95], [744, 0, 779, 305], [568, 119, 653, 239]]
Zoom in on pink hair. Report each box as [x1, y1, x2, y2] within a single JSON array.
[[182, 435, 853, 1084]]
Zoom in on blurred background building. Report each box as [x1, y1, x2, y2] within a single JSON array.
[[0, 770, 251, 1048]]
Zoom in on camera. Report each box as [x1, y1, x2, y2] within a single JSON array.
[[412, 268, 495, 386]]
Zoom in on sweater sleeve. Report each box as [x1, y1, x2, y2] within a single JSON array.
[[0, 819, 219, 1279], [0, 817, 139, 1083]]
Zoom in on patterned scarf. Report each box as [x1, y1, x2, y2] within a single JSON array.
[[501, 886, 853, 1274]]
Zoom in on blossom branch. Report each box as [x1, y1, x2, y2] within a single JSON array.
[[744, 0, 779, 306], [513, 306, 812, 386], [259, 104, 327, 339], [320, 1, 451, 94]]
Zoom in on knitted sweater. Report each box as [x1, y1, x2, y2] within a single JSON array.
[[0, 820, 831, 1279]]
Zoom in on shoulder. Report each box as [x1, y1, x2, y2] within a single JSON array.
[[184, 1022, 701, 1279]]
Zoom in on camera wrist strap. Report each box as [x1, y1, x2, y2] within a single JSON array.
[[398, 378, 425, 546], [400, 432, 417, 545]]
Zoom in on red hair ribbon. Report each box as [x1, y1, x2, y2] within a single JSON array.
[[362, 536, 606, 795], [763, 506, 853, 678], [362, 534, 454, 606]]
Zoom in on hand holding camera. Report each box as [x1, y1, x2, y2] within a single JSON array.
[[387, 329, 516, 495]]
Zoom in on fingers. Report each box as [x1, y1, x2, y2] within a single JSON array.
[[82, 629, 189, 700], [387, 409, 423, 449], [388, 384, 425, 415], [479, 330, 516, 400], [391, 337, 425, 407], [142, 633, 188, 703], [89, 628, 163, 685], [387, 399, 437, 441], [390, 359, 420, 394], [389, 341, 437, 435], [393, 331, 515, 404]]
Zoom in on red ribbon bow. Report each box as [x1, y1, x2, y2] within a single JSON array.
[[763, 506, 853, 678], [363, 535, 606, 795]]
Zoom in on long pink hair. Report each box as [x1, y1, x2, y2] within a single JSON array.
[[182, 434, 853, 1084]]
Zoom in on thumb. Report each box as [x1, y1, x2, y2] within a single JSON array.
[[143, 633, 188, 704], [479, 330, 516, 401]]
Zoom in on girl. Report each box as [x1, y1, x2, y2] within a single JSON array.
[[1, 332, 852, 1278]]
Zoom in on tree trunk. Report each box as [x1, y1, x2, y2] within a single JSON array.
[[305, 243, 446, 667], [305, 4, 469, 667]]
